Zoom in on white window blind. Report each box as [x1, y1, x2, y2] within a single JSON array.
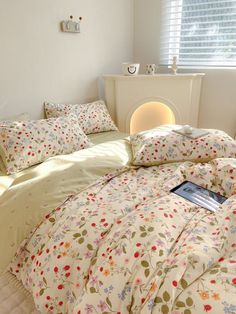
[[160, 0, 236, 67]]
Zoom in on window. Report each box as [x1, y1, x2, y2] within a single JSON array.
[[160, 0, 236, 67]]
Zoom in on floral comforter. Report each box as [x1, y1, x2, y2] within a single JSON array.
[[9, 158, 236, 314]]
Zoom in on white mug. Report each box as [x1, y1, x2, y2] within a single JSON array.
[[122, 63, 140, 76], [146, 64, 157, 75]]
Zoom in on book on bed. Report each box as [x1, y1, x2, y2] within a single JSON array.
[[171, 181, 227, 212], [172, 126, 209, 139]]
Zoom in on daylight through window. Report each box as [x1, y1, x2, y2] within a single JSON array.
[[160, 0, 236, 67]]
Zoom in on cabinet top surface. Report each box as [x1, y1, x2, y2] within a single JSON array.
[[103, 73, 205, 80]]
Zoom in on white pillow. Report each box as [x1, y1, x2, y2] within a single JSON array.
[[44, 100, 118, 134]]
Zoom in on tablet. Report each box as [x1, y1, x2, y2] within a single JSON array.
[[170, 181, 227, 212]]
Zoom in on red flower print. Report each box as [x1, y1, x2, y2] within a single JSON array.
[[151, 246, 157, 251], [54, 266, 58, 273], [31, 255, 35, 261], [77, 266, 81, 271], [232, 278, 236, 285], [204, 304, 212, 312], [58, 301, 63, 306], [136, 242, 141, 247], [64, 265, 70, 271], [210, 280, 216, 284], [46, 296, 50, 300], [134, 252, 139, 258], [65, 272, 70, 278], [218, 257, 224, 262], [57, 284, 64, 290], [172, 280, 178, 287]]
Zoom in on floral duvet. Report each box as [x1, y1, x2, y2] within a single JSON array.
[[9, 158, 236, 314]]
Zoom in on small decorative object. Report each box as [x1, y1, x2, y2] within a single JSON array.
[[146, 64, 157, 75], [171, 56, 178, 75], [182, 124, 193, 134], [61, 15, 82, 33], [173, 125, 209, 139], [122, 63, 140, 76]]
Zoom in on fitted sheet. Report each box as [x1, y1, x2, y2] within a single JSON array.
[[0, 137, 132, 274], [88, 130, 129, 145]]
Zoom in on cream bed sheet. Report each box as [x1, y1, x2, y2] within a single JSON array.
[[88, 130, 129, 144], [0, 136, 132, 274]]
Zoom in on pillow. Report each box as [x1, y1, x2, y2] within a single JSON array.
[[131, 126, 236, 166], [0, 112, 30, 121], [44, 100, 118, 134], [0, 114, 92, 174]]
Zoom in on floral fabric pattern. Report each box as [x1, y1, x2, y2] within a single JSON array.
[[0, 115, 92, 174], [9, 159, 236, 313], [130, 127, 236, 166], [44, 100, 118, 134]]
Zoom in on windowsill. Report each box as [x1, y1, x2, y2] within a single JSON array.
[[162, 65, 236, 71]]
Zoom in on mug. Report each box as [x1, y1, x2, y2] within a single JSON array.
[[122, 63, 140, 76], [146, 64, 157, 75]]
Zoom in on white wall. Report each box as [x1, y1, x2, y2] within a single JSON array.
[[0, 0, 134, 119], [134, 0, 236, 137]]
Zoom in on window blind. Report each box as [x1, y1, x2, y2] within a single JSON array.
[[160, 0, 236, 67]]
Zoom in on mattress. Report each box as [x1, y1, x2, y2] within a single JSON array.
[[0, 272, 39, 313]]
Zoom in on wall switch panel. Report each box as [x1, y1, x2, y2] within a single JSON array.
[[61, 20, 80, 33]]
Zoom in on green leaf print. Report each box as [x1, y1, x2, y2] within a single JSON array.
[[73, 233, 81, 238], [176, 301, 186, 307], [87, 244, 93, 250], [141, 260, 149, 268], [161, 304, 169, 314], [82, 229, 87, 236], [180, 278, 188, 289], [78, 237, 84, 244], [154, 296, 162, 304], [39, 288, 44, 296], [163, 291, 170, 302], [145, 269, 150, 278], [186, 297, 193, 306], [90, 287, 96, 293]]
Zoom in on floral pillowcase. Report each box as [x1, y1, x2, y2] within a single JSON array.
[[131, 126, 236, 166], [44, 100, 118, 134], [0, 114, 92, 175]]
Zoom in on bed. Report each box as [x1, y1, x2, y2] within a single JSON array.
[[0, 125, 236, 314]]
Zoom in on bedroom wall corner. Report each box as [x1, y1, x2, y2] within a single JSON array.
[[0, 0, 134, 119]]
